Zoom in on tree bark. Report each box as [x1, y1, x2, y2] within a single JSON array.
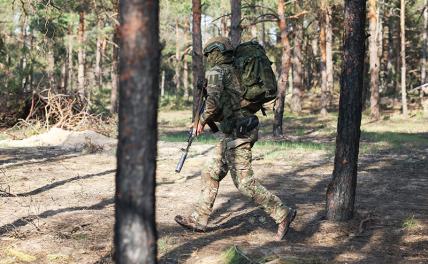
[[369, 0, 380, 120], [115, 0, 160, 263], [400, 0, 408, 117], [95, 18, 103, 90], [67, 26, 73, 92], [273, 0, 291, 137], [110, 0, 119, 114], [230, 0, 241, 47], [319, 4, 329, 116], [326, 6, 334, 96], [291, 0, 304, 114], [192, 0, 204, 119], [174, 18, 181, 99], [183, 18, 190, 99], [422, 0, 427, 85], [78, 10, 86, 100], [326, 0, 366, 221], [161, 70, 165, 97]]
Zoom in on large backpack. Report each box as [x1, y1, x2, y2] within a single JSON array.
[[233, 40, 277, 114]]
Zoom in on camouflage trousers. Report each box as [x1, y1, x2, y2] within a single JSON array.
[[190, 136, 290, 226]]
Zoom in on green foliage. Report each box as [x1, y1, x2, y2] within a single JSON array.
[[222, 246, 253, 264]]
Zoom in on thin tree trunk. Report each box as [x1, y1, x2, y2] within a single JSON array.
[[230, 0, 241, 47], [326, 6, 334, 94], [291, 0, 304, 114], [110, 0, 119, 114], [183, 60, 189, 99], [369, 0, 380, 120], [400, 0, 408, 117], [161, 70, 165, 97], [60, 62, 68, 93], [67, 26, 73, 92], [273, 0, 291, 137], [326, 0, 366, 222], [319, 5, 329, 116], [175, 18, 181, 100], [95, 18, 102, 89], [387, 14, 396, 95], [78, 10, 86, 100], [422, 0, 427, 85], [115, 0, 160, 263], [192, 0, 204, 119], [183, 18, 190, 99]]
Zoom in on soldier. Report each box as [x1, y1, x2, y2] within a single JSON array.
[[175, 37, 296, 241]]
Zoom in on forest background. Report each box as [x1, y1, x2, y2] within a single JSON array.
[[0, 0, 427, 128]]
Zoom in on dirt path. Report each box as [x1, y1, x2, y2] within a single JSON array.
[[0, 117, 427, 264]]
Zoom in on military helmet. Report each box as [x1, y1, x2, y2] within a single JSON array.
[[203, 37, 233, 56]]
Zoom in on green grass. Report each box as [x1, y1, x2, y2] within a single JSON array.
[[360, 131, 428, 152], [402, 215, 418, 230], [222, 246, 253, 264], [160, 132, 332, 153], [158, 236, 177, 254], [159, 132, 217, 144], [255, 140, 331, 152]]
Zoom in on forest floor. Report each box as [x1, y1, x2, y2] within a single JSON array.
[[0, 110, 427, 264]]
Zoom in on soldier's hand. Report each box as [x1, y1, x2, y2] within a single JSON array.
[[196, 123, 205, 136]]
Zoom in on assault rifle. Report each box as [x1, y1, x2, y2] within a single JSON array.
[[175, 79, 219, 173]]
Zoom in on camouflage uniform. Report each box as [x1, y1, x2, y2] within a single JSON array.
[[188, 38, 291, 228]]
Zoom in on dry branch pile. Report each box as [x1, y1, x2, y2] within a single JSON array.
[[4, 90, 117, 139]]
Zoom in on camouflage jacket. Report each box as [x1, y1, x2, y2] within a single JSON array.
[[200, 63, 243, 134]]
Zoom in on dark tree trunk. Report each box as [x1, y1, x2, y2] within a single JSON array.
[[110, 0, 119, 114], [273, 0, 291, 137], [115, 0, 160, 263], [192, 0, 204, 119], [326, 0, 366, 221], [230, 0, 241, 47], [291, 0, 304, 114], [400, 0, 408, 117]]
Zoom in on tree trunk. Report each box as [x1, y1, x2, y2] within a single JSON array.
[[67, 26, 73, 92], [192, 0, 204, 119], [326, 0, 366, 221], [422, 0, 427, 85], [326, 6, 334, 95], [386, 14, 396, 95], [369, 0, 380, 120], [183, 18, 190, 99], [273, 0, 291, 137], [319, 5, 329, 116], [400, 0, 408, 117], [161, 70, 165, 97], [95, 18, 103, 90], [60, 62, 68, 93], [110, 0, 119, 114], [78, 10, 86, 100], [175, 18, 181, 101], [291, 0, 304, 114], [230, 0, 241, 47], [115, 0, 160, 263]]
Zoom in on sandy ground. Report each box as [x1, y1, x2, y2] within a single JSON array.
[[0, 116, 427, 264]]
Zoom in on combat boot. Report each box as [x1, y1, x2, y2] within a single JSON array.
[[275, 208, 297, 241], [174, 215, 207, 232]]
